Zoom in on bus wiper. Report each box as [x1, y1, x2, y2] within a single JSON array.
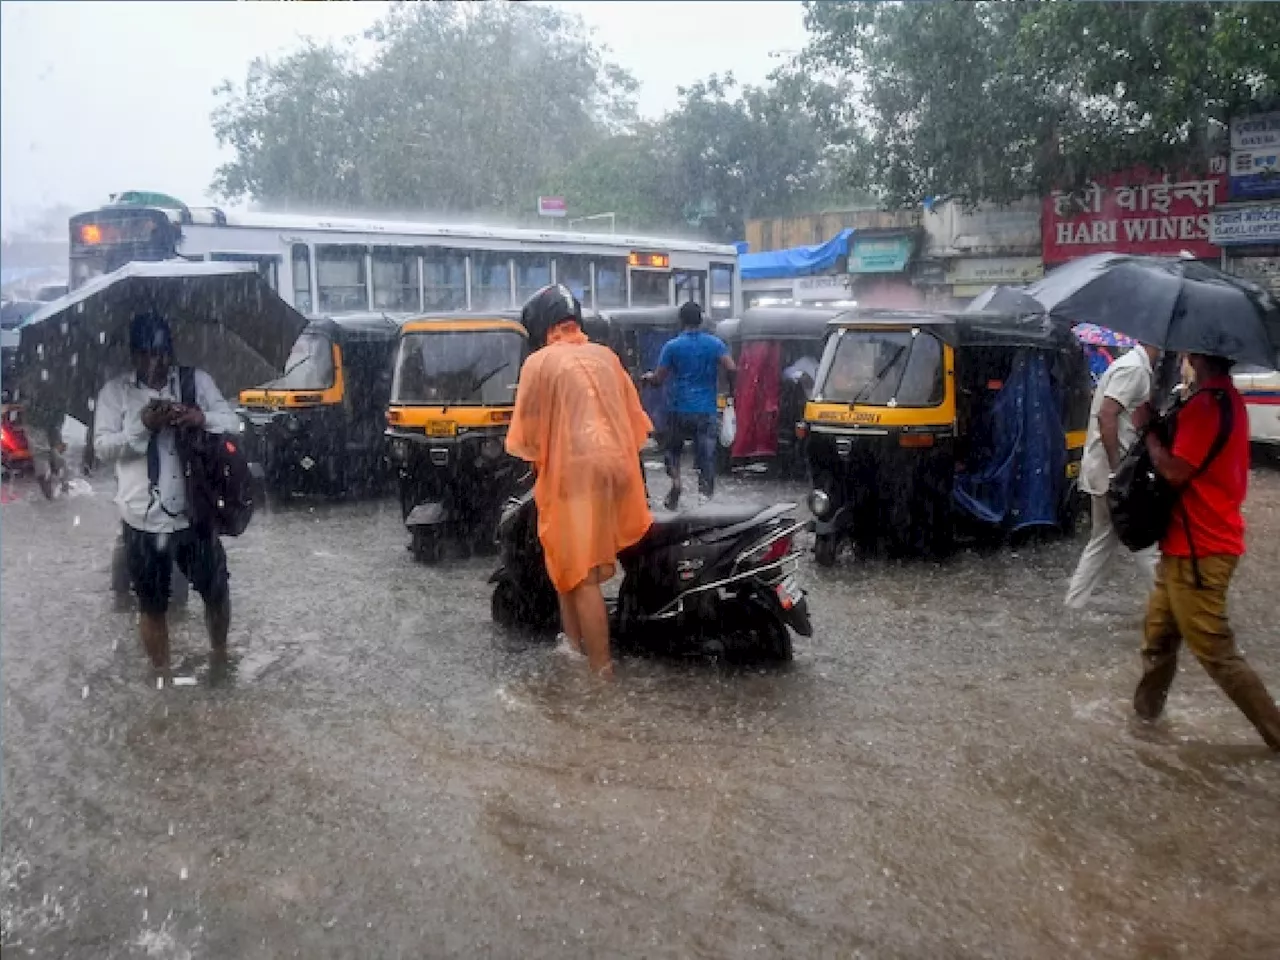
[[849, 344, 907, 406]]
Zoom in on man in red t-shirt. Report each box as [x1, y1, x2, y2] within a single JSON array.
[[1133, 352, 1280, 750]]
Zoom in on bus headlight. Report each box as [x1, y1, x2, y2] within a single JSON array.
[[807, 489, 832, 518]]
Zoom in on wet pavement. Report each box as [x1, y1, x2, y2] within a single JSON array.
[[3, 456, 1279, 958]]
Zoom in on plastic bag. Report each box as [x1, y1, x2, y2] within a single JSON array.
[[719, 402, 737, 448]]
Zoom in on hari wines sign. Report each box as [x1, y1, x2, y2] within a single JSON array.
[[1042, 163, 1228, 263]]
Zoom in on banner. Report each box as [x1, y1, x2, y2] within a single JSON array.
[[944, 257, 1043, 285], [1229, 113, 1280, 201], [1042, 165, 1227, 263]]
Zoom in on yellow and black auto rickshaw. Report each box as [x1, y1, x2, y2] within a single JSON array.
[[385, 314, 529, 561], [237, 314, 403, 496], [802, 309, 1091, 564]]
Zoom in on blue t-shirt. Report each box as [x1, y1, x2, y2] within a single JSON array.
[[657, 330, 727, 415]]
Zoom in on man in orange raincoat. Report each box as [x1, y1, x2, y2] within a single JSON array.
[[506, 285, 654, 677]]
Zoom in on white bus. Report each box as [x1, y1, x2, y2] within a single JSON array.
[[67, 193, 741, 318]]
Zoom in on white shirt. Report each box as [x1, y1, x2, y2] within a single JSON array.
[[94, 366, 239, 533], [1079, 347, 1153, 496]]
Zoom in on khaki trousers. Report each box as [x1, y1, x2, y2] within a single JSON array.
[[1135, 554, 1280, 750]]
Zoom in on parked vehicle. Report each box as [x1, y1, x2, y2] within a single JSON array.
[[385, 314, 528, 560], [1234, 364, 1280, 456], [803, 309, 1092, 563], [1, 400, 34, 478], [238, 315, 402, 496], [489, 482, 812, 661], [717, 306, 838, 475]]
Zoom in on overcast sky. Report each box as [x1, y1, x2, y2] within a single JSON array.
[[0, 0, 809, 235]]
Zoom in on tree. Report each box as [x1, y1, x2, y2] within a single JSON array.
[[803, 1, 1280, 206], [211, 1, 637, 216]]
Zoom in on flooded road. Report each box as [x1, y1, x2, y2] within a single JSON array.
[[3, 460, 1279, 958]]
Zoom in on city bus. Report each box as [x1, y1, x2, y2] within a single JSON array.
[[67, 192, 741, 319]]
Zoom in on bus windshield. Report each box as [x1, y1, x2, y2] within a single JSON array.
[[391, 329, 524, 407], [262, 333, 335, 391], [817, 329, 945, 407]]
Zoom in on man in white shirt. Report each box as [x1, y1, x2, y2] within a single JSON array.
[[1064, 340, 1162, 609], [94, 312, 241, 676]]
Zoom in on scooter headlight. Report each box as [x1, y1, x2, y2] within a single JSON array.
[[481, 437, 504, 460], [807, 489, 832, 518], [285, 415, 301, 434]]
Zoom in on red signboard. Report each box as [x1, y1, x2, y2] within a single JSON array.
[[1042, 164, 1228, 264], [537, 196, 567, 218]]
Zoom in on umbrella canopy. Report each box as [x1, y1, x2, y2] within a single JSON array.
[[962, 285, 1044, 316], [1024, 253, 1280, 370], [1071, 323, 1137, 348], [14, 261, 308, 424]]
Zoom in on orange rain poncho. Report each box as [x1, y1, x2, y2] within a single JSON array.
[[506, 325, 654, 593]]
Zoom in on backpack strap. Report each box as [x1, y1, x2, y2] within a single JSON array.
[[1178, 388, 1235, 589], [178, 366, 196, 407]]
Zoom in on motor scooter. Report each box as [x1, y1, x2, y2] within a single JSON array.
[[488, 485, 813, 661]]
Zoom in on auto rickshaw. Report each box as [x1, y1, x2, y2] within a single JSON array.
[[718, 307, 839, 477], [237, 314, 402, 496], [385, 314, 529, 561], [803, 309, 1091, 564]]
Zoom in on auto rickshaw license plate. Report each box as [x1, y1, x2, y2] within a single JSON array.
[[426, 421, 457, 437]]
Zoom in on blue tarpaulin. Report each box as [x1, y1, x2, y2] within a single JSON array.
[[952, 352, 1066, 532], [739, 229, 855, 281]]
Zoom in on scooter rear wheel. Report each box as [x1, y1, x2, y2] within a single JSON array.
[[491, 579, 520, 628], [814, 533, 838, 568]]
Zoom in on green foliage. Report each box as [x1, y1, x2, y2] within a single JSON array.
[[211, 2, 636, 214], [803, 0, 1280, 205]]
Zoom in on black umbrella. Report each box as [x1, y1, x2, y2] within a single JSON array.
[[962, 284, 1044, 316], [14, 261, 309, 423], [1023, 253, 1280, 370]]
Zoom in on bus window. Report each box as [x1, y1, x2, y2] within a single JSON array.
[[423, 249, 467, 311], [710, 262, 734, 320], [555, 256, 593, 308], [291, 244, 313, 314], [673, 269, 706, 309], [210, 253, 280, 291], [372, 247, 421, 313], [472, 253, 513, 311], [630, 270, 670, 307], [596, 258, 627, 308], [513, 253, 551, 303], [316, 245, 368, 314]]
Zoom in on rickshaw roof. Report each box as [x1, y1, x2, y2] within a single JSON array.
[[305, 314, 407, 344], [597, 306, 685, 328], [734, 306, 847, 342], [827, 308, 1079, 352]]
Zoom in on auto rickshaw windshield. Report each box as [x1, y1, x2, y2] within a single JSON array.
[[816, 328, 945, 407], [262, 332, 335, 391], [391, 330, 523, 406]]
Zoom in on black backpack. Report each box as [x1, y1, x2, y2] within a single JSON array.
[[1108, 388, 1233, 554], [176, 367, 255, 537]]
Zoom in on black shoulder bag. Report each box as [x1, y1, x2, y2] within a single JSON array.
[[176, 367, 256, 537], [1107, 389, 1233, 567]]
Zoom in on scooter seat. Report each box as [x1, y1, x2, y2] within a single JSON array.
[[639, 503, 767, 549]]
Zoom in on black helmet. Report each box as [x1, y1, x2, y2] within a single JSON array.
[[521, 284, 582, 348]]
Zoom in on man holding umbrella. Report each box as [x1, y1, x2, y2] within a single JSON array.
[[1132, 352, 1280, 750], [94, 311, 241, 679]]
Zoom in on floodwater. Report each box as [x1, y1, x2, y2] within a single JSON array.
[[3, 456, 1279, 958]]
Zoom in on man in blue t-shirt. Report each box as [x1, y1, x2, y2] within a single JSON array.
[[642, 302, 736, 510]]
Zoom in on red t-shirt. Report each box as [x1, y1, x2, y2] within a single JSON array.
[[1160, 376, 1250, 557]]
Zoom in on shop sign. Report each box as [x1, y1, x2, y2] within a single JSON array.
[[1210, 203, 1280, 246], [849, 235, 913, 273], [944, 257, 1043, 285], [1043, 163, 1227, 262], [793, 274, 852, 301], [1228, 113, 1280, 200]]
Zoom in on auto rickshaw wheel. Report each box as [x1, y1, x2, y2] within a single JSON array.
[[410, 527, 445, 563], [813, 534, 839, 567]]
